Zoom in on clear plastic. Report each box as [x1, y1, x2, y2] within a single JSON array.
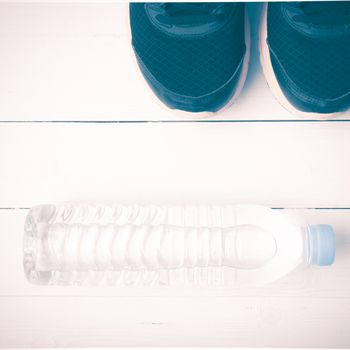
[[24, 204, 335, 286]]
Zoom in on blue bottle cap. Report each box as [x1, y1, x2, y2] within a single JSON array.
[[308, 224, 336, 266]]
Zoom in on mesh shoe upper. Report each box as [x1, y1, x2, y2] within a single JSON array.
[[130, 3, 246, 112], [267, 2, 350, 113]]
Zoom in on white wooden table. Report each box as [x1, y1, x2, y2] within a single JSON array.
[[0, 2, 349, 348]]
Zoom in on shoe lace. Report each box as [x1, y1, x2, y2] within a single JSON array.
[[291, 1, 350, 26], [148, 3, 228, 26]]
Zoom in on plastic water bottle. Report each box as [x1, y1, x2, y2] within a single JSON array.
[[23, 204, 335, 286]]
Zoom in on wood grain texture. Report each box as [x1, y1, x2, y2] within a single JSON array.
[[1, 296, 349, 347], [0, 122, 349, 208], [0, 3, 349, 121], [0, 209, 349, 347]]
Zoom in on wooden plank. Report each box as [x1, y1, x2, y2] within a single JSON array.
[[0, 208, 349, 346], [0, 122, 350, 208], [0, 3, 348, 121], [0, 295, 349, 347]]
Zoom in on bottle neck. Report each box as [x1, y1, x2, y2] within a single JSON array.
[[302, 226, 313, 266]]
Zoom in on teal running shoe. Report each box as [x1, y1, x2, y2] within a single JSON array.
[[129, 3, 249, 115], [260, 2, 350, 117]]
